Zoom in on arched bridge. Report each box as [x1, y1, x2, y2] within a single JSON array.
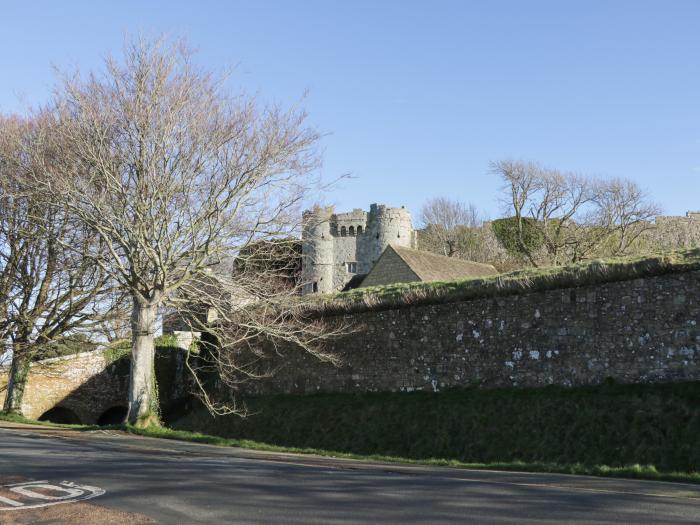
[[0, 346, 188, 425]]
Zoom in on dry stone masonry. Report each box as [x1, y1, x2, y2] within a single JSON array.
[[244, 268, 700, 394]]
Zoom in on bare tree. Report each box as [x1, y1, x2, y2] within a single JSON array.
[[173, 248, 343, 416], [592, 178, 661, 256], [493, 160, 595, 266], [419, 197, 483, 258], [39, 37, 329, 426], [93, 298, 132, 344], [0, 114, 119, 414], [492, 160, 660, 266], [491, 160, 545, 266]]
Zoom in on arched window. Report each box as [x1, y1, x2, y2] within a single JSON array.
[[340, 226, 347, 237], [349, 226, 355, 236], [357, 226, 363, 235]]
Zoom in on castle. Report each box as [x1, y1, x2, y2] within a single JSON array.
[[299, 206, 700, 295], [301, 203, 417, 294]]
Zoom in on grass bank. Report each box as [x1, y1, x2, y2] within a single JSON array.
[[171, 381, 700, 480], [3, 381, 700, 484]]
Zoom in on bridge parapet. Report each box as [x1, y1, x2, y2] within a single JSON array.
[[0, 349, 129, 423]]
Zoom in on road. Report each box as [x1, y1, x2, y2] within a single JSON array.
[[0, 422, 699, 524]]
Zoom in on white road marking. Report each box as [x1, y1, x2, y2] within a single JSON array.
[[0, 496, 23, 507], [0, 481, 105, 511], [11, 484, 85, 501]]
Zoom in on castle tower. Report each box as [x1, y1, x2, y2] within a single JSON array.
[[301, 203, 415, 294], [359, 203, 416, 271], [301, 207, 335, 294]]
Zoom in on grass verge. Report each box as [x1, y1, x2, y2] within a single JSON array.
[[4, 381, 700, 485], [172, 382, 700, 481], [0, 411, 110, 430], [124, 424, 700, 484], [2, 410, 697, 484]]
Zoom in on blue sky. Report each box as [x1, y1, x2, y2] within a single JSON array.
[[1, 1, 698, 219]]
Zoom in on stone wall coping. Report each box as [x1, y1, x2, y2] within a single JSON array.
[[30, 348, 107, 367]]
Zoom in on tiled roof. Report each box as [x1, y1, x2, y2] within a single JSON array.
[[389, 245, 498, 282]]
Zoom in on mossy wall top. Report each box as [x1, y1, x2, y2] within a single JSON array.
[[244, 265, 700, 395]]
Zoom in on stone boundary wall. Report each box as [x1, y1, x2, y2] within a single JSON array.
[[242, 269, 700, 395]]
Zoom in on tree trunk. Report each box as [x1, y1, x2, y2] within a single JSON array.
[[126, 299, 160, 427], [3, 342, 31, 414]]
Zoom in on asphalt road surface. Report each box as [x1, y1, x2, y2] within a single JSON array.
[[1, 422, 699, 524]]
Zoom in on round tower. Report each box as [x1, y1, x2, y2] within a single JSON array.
[[301, 207, 335, 294], [362, 203, 415, 268]]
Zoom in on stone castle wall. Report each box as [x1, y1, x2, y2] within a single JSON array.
[[648, 213, 700, 250], [5, 264, 700, 415], [242, 268, 700, 395]]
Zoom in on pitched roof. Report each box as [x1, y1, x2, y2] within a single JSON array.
[[388, 245, 498, 282]]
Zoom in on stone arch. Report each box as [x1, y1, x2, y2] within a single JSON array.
[[97, 405, 128, 426], [357, 225, 363, 235], [340, 226, 347, 237], [38, 406, 82, 425], [349, 226, 355, 236]]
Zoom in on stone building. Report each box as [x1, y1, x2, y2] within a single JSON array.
[[301, 203, 417, 294], [360, 245, 498, 288]]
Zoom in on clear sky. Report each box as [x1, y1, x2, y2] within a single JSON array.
[[1, 1, 698, 219]]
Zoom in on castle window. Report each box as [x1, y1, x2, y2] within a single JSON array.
[[346, 262, 357, 273], [312, 282, 319, 293], [340, 226, 347, 237], [357, 226, 363, 235], [349, 226, 355, 236]]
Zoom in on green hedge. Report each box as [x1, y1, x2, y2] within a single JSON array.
[[491, 216, 545, 258]]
